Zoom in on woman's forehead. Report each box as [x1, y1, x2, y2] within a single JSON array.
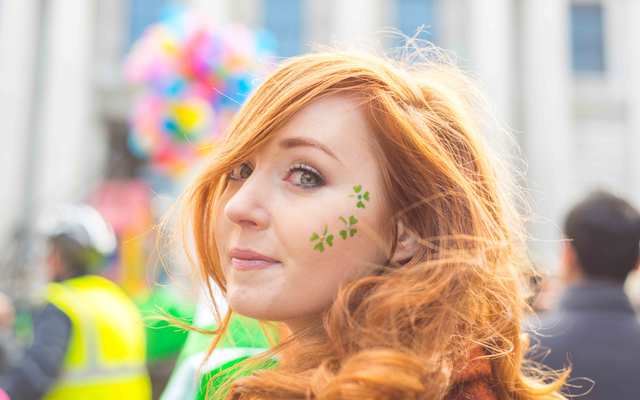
[[258, 95, 377, 165]]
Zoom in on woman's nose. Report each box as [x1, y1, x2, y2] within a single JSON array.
[[223, 175, 270, 230]]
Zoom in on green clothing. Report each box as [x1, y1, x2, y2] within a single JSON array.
[[161, 313, 278, 400], [136, 287, 196, 363]]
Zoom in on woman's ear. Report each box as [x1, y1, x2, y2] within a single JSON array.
[[390, 220, 420, 265]]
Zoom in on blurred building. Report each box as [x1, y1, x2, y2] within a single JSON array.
[[0, 0, 639, 274]]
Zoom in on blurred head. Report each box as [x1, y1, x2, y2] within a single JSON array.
[[183, 51, 564, 398], [43, 205, 117, 281], [562, 190, 640, 284], [0, 291, 15, 331]]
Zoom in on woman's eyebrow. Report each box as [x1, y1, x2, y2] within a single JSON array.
[[278, 137, 344, 165]]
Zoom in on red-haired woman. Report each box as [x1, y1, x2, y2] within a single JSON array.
[[179, 50, 567, 399]]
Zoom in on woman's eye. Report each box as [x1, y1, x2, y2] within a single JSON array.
[[285, 164, 325, 188], [228, 162, 253, 181]]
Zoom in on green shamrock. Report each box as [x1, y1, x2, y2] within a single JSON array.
[[309, 185, 371, 251], [310, 225, 335, 252], [339, 215, 359, 239], [351, 185, 370, 209]]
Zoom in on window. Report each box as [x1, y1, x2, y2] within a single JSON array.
[[263, 0, 303, 57], [395, 0, 438, 45], [570, 3, 606, 73]]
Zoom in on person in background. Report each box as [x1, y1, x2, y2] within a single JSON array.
[[0, 292, 16, 375], [160, 289, 282, 400], [137, 284, 195, 399], [529, 191, 640, 399], [134, 194, 197, 399], [0, 205, 151, 400]]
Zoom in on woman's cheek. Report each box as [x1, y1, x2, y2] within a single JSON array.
[[303, 190, 375, 254]]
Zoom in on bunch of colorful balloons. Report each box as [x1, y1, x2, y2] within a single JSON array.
[[125, 8, 275, 177]]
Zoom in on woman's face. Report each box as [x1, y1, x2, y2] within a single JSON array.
[[214, 94, 391, 331]]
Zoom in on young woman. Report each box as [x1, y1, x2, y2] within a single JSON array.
[[180, 50, 566, 399]]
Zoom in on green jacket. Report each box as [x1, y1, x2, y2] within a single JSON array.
[[161, 312, 278, 400]]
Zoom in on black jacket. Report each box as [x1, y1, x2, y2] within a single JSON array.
[[528, 281, 640, 399], [0, 303, 71, 400]]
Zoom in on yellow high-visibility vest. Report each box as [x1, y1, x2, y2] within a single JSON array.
[[43, 275, 151, 400]]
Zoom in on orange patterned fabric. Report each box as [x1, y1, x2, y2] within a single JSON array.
[[446, 348, 497, 400]]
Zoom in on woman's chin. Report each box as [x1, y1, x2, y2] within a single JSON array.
[[227, 295, 281, 321]]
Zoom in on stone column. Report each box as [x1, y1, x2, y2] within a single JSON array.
[[625, 0, 640, 206], [331, 0, 384, 50], [520, 0, 573, 266], [466, 0, 516, 159], [190, 0, 230, 25], [0, 0, 39, 248], [38, 0, 102, 204]]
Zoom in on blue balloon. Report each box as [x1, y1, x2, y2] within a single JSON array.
[[165, 78, 187, 97], [163, 118, 179, 134]]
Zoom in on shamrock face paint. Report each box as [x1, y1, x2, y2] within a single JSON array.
[[310, 225, 334, 252], [214, 94, 391, 333], [339, 215, 358, 240], [351, 184, 370, 209], [310, 185, 371, 252]]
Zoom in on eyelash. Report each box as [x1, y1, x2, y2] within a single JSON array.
[[226, 161, 325, 189], [227, 162, 254, 181], [285, 163, 325, 189]]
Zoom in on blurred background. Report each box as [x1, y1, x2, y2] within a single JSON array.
[[1, 1, 640, 397], [0, 0, 638, 330]]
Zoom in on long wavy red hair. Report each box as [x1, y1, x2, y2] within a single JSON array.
[[180, 50, 566, 399]]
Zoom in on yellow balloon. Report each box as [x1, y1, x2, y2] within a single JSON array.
[[173, 102, 204, 134]]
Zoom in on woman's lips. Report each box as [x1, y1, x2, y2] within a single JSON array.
[[231, 258, 280, 270], [229, 248, 280, 271]]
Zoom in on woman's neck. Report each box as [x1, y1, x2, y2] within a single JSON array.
[[283, 313, 323, 336], [280, 315, 332, 369]]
